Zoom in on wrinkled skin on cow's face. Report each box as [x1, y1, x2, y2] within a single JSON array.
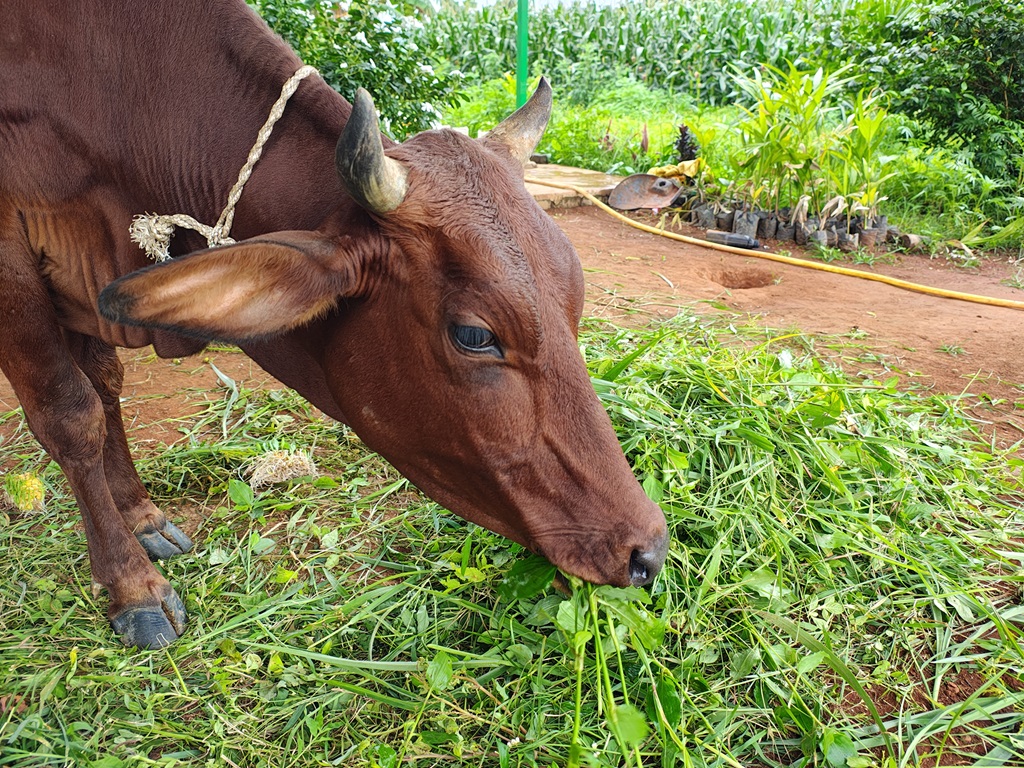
[[102, 83, 669, 591], [328, 138, 668, 587]]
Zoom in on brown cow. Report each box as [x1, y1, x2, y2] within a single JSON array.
[[0, 0, 668, 648]]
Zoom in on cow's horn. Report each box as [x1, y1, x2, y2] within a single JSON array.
[[484, 77, 552, 166], [336, 88, 409, 214]]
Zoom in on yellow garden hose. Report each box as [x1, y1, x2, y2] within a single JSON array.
[[527, 177, 1024, 312]]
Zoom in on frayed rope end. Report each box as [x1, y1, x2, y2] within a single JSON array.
[[129, 214, 176, 262]]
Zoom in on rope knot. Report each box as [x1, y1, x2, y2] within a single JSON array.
[[129, 213, 235, 262], [129, 214, 177, 263]]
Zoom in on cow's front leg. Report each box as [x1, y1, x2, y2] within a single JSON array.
[[70, 449, 188, 649], [0, 237, 186, 647], [65, 332, 193, 561], [8, 354, 187, 647]]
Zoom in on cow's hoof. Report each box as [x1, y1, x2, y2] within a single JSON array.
[[110, 586, 187, 649], [136, 520, 194, 561]]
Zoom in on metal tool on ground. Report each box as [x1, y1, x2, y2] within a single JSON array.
[[608, 174, 683, 210]]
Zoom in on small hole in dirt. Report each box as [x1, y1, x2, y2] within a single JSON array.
[[707, 268, 776, 290]]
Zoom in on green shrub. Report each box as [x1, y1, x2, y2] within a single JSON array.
[[851, 0, 1024, 181], [441, 76, 517, 138], [252, 0, 462, 138], [445, 75, 685, 175]]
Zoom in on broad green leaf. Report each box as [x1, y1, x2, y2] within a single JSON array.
[[664, 446, 689, 471], [228, 478, 255, 509], [370, 744, 397, 768], [610, 703, 650, 748], [208, 548, 231, 565], [320, 529, 340, 550], [504, 643, 534, 666], [426, 651, 454, 691], [821, 727, 857, 767], [642, 473, 664, 503], [556, 597, 588, 634], [267, 651, 284, 676], [649, 674, 682, 727], [271, 567, 298, 584], [796, 651, 826, 675], [730, 647, 761, 679], [498, 555, 557, 602], [249, 534, 276, 555], [601, 599, 665, 650]]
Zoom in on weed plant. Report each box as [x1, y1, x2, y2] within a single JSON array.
[[2, 317, 1022, 767]]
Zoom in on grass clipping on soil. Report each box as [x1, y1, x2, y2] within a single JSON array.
[[247, 449, 317, 489], [0, 314, 1022, 768]]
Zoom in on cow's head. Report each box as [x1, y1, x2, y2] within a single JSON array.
[[100, 80, 669, 587]]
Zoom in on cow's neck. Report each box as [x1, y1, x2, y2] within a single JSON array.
[[120, 2, 354, 246], [92, 1, 363, 362]]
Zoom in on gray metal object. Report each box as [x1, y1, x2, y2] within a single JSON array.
[[608, 174, 682, 210]]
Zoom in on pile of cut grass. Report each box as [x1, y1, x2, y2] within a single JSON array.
[[1, 315, 1021, 767]]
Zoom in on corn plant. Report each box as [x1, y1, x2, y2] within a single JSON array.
[[421, 0, 915, 105]]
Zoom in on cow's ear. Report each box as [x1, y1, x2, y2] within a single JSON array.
[[99, 231, 368, 341]]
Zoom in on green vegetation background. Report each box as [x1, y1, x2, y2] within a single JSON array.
[[2, 2, 1023, 767]]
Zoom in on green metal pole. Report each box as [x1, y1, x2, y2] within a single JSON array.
[[516, 0, 528, 107]]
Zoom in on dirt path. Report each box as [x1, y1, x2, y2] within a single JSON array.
[[1, 205, 1022, 454]]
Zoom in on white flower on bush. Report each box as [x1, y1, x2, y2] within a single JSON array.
[[421, 102, 442, 125]]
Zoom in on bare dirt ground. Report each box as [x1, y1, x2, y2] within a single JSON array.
[[1, 204, 1022, 454], [563, 206, 1024, 451]]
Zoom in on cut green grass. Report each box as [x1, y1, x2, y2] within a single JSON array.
[[1, 315, 1022, 767]]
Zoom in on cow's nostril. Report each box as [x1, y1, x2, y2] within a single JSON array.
[[629, 549, 654, 586], [629, 550, 649, 585], [629, 531, 668, 587]]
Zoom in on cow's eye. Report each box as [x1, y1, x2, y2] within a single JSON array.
[[451, 325, 502, 357]]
